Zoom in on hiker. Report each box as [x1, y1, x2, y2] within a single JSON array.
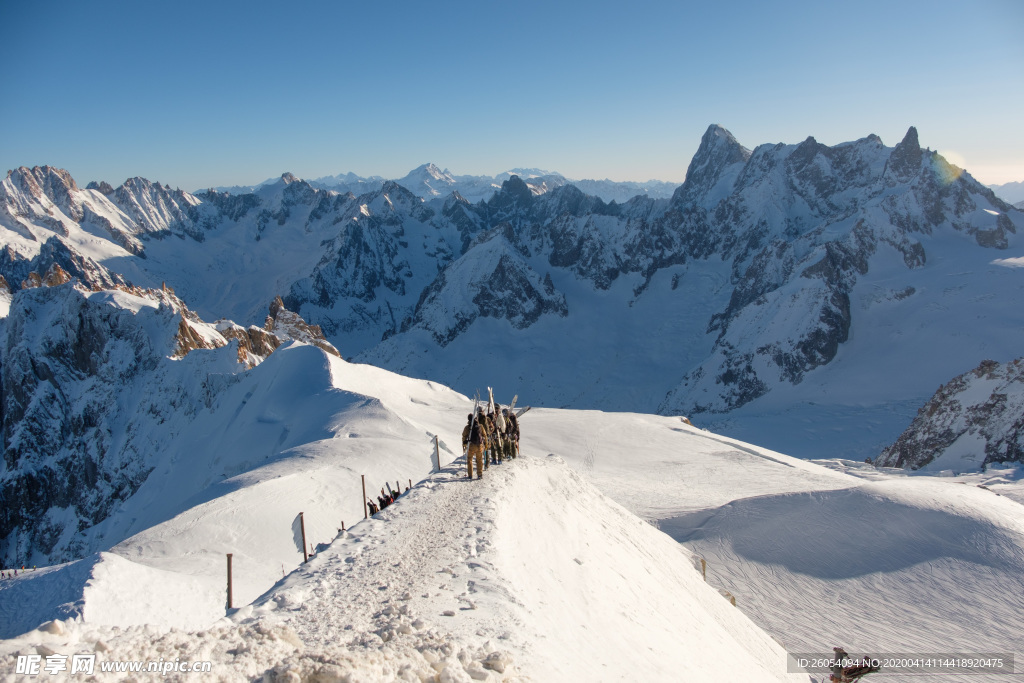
[[462, 411, 485, 481], [500, 405, 515, 460], [829, 647, 880, 682], [504, 408, 519, 458], [831, 648, 849, 681], [491, 405, 506, 464], [462, 410, 487, 479], [487, 409, 503, 465]]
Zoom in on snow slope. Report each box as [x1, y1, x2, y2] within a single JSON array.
[[0, 344, 470, 630], [0, 442, 807, 681], [529, 413, 1024, 683], [239, 454, 805, 681], [3, 373, 1023, 680]]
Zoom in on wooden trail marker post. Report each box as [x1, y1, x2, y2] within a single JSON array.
[[433, 435, 440, 472], [362, 475, 368, 519], [226, 553, 233, 610], [300, 512, 308, 563]]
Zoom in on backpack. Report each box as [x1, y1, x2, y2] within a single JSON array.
[[470, 420, 484, 445]]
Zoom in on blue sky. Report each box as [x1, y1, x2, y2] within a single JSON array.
[[2, 0, 1022, 190]]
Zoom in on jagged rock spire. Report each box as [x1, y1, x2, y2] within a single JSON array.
[[886, 126, 923, 181], [675, 124, 751, 204]]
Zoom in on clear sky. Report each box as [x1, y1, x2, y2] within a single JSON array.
[[2, 0, 1022, 191]]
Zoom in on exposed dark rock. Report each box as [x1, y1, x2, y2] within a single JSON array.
[[85, 181, 115, 195], [877, 358, 1024, 469], [0, 285, 165, 560], [885, 126, 923, 182], [409, 237, 568, 347]]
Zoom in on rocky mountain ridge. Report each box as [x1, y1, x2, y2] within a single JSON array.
[[211, 163, 679, 205], [1, 125, 1021, 456], [0, 266, 338, 565], [876, 358, 1024, 470]]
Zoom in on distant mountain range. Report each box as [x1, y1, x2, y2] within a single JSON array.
[[2, 125, 1021, 476], [207, 164, 680, 205], [988, 180, 1024, 205]]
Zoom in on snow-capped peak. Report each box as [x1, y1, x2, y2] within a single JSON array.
[[675, 124, 751, 203], [395, 164, 458, 197]]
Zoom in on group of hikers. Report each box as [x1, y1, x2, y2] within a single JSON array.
[[1, 566, 35, 579], [367, 482, 406, 515], [461, 395, 521, 480], [364, 392, 521, 514]]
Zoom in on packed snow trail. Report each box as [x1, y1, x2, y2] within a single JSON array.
[[0, 346, 476, 638], [238, 453, 807, 681], [1, 453, 811, 681]]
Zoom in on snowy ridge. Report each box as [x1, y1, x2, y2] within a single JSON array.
[[0, 325, 473, 617], [223, 164, 678, 205], [0, 278, 341, 568], [0, 449, 808, 681], [238, 454, 805, 681], [303, 163, 679, 205], [2, 397, 1022, 680]]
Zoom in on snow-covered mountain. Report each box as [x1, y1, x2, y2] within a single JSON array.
[[307, 170, 387, 197], [5, 126, 1024, 680], [358, 126, 1023, 459], [2, 125, 1021, 464], [0, 270, 338, 567], [216, 163, 679, 205], [305, 163, 572, 203], [876, 357, 1024, 471], [1, 238, 1021, 679], [988, 179, 1024, 204]]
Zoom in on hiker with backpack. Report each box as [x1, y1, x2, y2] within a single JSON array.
[[462, 410, 488, 479], [504, 408, 519, 458], [483, 409, 498, 465], [495, 405, 513, 462]]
